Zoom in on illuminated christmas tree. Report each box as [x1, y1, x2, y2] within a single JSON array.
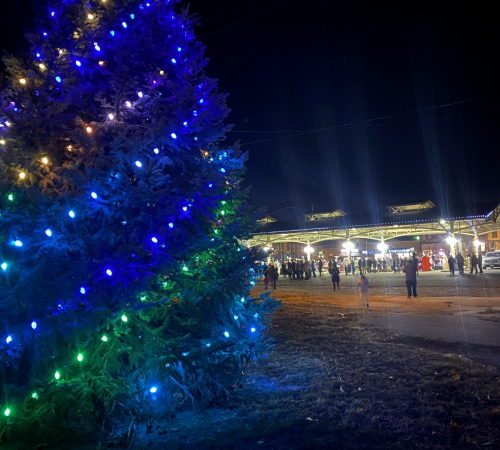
[[0, 0, 279, 442]]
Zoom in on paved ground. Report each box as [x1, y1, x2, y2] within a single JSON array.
[[253, 268, 500, 348]]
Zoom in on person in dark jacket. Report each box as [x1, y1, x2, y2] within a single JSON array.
[[470, 253, 479, 274], [318, 259, 323, 276], [456, 253, 465, 275], [448, 254, 456, 275], [402, 260, 418, 298], [331, 264, 340, 291]]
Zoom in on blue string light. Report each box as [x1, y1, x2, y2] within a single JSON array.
[[55, 76, 62, 83], [80, 287, 86, 294], [91, 192, 97, 199], [94, 43, 101, 52], [151, 237, 158, 243], [223, 331, 230, 338], [168, 222, 174, 229], [110, 30, 115, 36], [31, 321, 37, 330], [106, 269, 113, 276], [135, 161, 142, 167], [150, 387, 157, 393], [154, 148, 159, 154], [75, 61, 82, 67], [122, 22, 128, 28], [1, 263, 7, 271], [220, 168, 226, 173], [14, 240, 23, 247], [178, 47, 182, 51], [68, 210, 75, 218], [171, 133, 177, 139], [171, 58, 177, 64], [45, 229, 52, 237]]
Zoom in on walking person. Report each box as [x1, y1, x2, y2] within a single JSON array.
[[456, 252, 465, 275], [470, 252, 479, 274], [402, 259, 418, 298], [357, 275, 369, 307], [448, 254, 456, 275], [331, 264, 340, 291], [263, 269, 269, 290]]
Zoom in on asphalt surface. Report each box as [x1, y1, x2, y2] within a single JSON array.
[[265, 268, 500, 347]]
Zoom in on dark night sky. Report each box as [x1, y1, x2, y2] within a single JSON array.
[[2, 0, 499, 215]]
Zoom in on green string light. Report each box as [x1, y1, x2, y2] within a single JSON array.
[[55, 371, 60, 380], [182, 266, 188, 271], [121, 315, 128, 322], [77, 353, 83, 362], [4, 408, 10, 417], [101, 335, 108, 342], [32, 392, 38, 399], [8, 194, 14, 201]]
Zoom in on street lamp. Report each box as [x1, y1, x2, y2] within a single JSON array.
[[473, 238, 482, 249], [304, 245, 314, 260], [377, 242, 388, 261]]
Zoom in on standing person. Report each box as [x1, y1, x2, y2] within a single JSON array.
[[304, 259, 310, 280], [456, 252, 465, 275], [287, 260, 293, 279], [351, 259, 356, 275], [331, 264, 340, 291], [269, 264, 278, 289], [357, 275, 369, 307], [367, 258, 372, 273], [448, 254, 456, 275], [478, 251, 484, 274], [470, 252, 479, 274], [311, 260, 317, 278], [358, 258, 363, 275], [328, 259, 334, 274], [318, 259, 323, 276], [402, 259, 418, 298]]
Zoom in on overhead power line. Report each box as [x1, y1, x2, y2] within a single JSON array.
[[201, 0, 293, 39]]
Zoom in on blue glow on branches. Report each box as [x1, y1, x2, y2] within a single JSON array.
[[138, 92, 143, 98], [193, 110, 198, 116], [183, 121, 187, 126], [106, 269, 113, 276], [80, 287, 86, 294], [122, 22, 128, 28], [149, 387, 157, 393], [171, 133, 177, 139], [208, 183, 213, 188], [182, 207, 187, 211], [135, 161, 142, 167], [14, 240, 23, 247], [6, 336, 12, 344], [206, 343, 211, 347], [171, 58, 177, 64], [31, 321, 37, 330], [36, 52, 41, 58], [55, 76, 62, 83], [130, 14, 135, 19], [151, 237, 158, 243], [178, 47, 182, 51], [199, 99, 204, 104], [91, 192, 98, 199], [68, 210, 75, 218], [45, 229, 52, 237], [43, 32, 48, 37]]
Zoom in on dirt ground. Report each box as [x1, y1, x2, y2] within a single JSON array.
[[109, 272, 500, 450], [14, 272, 500, 449]]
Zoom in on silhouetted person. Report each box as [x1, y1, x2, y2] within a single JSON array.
[[448, 255, 456, 275], [470, 253, 479, 274], [403, 260, 418, 298], [456, 253, 465, 275]]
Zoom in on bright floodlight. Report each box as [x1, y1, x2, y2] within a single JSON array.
[[446, 236, 457, 246], [342, 241, 354, 250], [377, 242, 388, 251], [304, 245, 314, 254]]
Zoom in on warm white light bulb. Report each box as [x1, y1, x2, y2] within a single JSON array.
[[88, 14, 94, 20], [99, 61, 104, 66], [19, 172, 26, 179], [86, 126, 92, 133], [108, 113, 114, 120], [39, 64, 46, 70], [20, 78, 26, 84], [42, 157, 48, 164]]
